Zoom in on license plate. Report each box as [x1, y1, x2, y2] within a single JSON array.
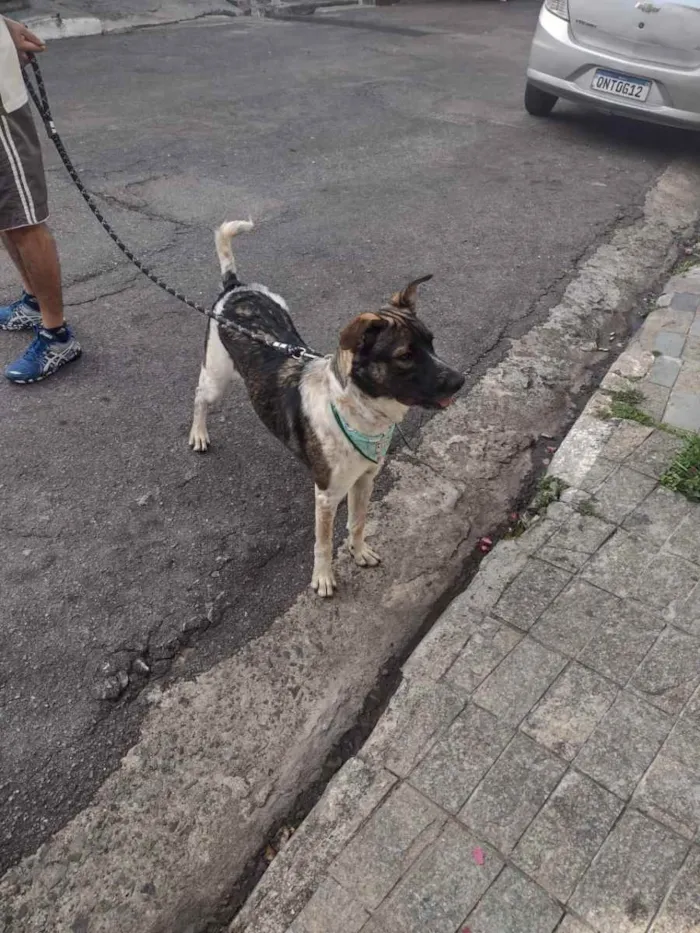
[[592, 69, 651, 102]]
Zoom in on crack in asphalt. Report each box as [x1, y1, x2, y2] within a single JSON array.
[[66, 277, 143, 307], [95, 189, 197, 231]]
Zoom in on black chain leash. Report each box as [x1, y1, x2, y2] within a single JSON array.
[[22, 55, 323, 362]]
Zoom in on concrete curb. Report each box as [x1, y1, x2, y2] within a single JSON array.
[[1, 160, 700, 933], [21, 0, 367, 41], [229, 261, 700, 933], [22, 6, 243, 41]]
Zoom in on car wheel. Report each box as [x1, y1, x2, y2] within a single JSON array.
[[524, 82, 558, 117]]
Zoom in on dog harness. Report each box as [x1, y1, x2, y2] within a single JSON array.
[[331, 403, 395, 464]]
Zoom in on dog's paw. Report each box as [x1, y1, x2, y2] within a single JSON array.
[[311, 567, 337, 598], [189, 425, 210, 453], [349, 541, 381, 568]]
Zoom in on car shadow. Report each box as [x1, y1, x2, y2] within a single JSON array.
[[542, 103, 699, 158]]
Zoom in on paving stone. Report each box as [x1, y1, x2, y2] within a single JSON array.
[[675, 359, 700, 393], [538, 514, 614, 575], [233, 758, 399, 932], [457, 543, 529, 614], [638, 381, 671, 422], [591, 467, 658, 525], [515, 516, 568, 555], [670, 292, 700, 313], [682, 333, 700, 362], [680, 277, 700, 298], [410, 704, 513, 813], [402, 600, 481, 684], [616, 346, 654, 381], [649, 355, 682, 388], [603, 422, 654, 462], [622, 487, 691, 545], [683, 274, 700, 294], [494, 560, 571, 631], [653, 331, 685, 357], [666, 508, 700, 565], [465, 867, 562, 933], [531, 580, 617, 658], [574, 691, 672, 798], [627, 430, 685, 479], [581, 530, 656, 600], [646, 305, 694, 333], [329, 784, 446, 911], [288, 878, 369, 933], [679, 684, 700, 728], [578, 599, 664, 686], [443, 617, 522, 695], [360, 679, 466, 778], [365, 823, 502, 933], [649, 844, 700, 933], [472, 637, 566, 726], [630, 627, 700, 716], [521, 663, 618, 761], [576, 455, 618, 494], [560, 488, 597, 509], [634, 715, 700, 839], [667, 580, 700, 635], [546, 501, 577, 524], [665, 716, 700, 769], [549, 416, 614, 489], [459, 733, 566, 854], [557, 917, 596, 933], [633, 722, 700, 839], [569, 810, 689, 933], [665, 389, 700, 432], [512, 770, 622, 903], [633, 551, 700, 613]]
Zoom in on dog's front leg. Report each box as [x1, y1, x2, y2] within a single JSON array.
[[312, 486, 340, 598], [347, 469, 381, 567]]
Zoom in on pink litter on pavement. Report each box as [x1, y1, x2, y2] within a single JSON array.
[[472, 846, 485, 865]]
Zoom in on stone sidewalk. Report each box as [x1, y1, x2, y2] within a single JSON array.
[[231, 266, 700, 933]]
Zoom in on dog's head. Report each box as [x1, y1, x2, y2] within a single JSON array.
[[337, 275, 465, 409]]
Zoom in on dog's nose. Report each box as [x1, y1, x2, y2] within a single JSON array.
[[442, 369, 465, 396]]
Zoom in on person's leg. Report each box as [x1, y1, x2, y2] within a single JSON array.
[[0, 228, 41, 329], [0, 102, 80, 381], [1, 230, 32, 294], [3, 222, 63, 328]]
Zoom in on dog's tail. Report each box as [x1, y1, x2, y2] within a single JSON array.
[[215, 219, 254, 286]]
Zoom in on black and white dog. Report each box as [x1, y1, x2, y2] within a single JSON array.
[[189, 221, 464, 597]]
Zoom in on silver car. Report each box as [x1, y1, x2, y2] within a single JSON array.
[[525, 0, 700, 129]]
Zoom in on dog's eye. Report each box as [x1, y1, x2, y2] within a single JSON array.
[[395, 350, 413, 362]]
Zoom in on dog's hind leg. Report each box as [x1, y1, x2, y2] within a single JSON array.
[[189, 321, 236, 452]]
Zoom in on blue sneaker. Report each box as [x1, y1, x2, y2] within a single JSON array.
[[4, 325, 82, 384], [0, 291, 42, 331]]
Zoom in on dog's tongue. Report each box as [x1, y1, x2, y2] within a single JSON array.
[[438, 397, 455, 409]]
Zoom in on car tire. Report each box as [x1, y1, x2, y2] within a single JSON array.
[[524, 82, 558, 117]]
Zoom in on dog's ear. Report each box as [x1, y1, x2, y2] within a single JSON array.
[[339, 313, 388, 354], [389, 274, 433, 314]]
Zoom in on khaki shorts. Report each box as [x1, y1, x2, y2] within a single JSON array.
[[0, 102, 48, 231]]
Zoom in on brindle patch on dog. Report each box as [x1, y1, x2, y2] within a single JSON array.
[[216, 290, 332, 488]]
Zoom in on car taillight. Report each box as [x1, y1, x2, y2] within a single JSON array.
[[544, 0, 570, 19]]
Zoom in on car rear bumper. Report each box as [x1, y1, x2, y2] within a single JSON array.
[[527, 8, 700, 130]]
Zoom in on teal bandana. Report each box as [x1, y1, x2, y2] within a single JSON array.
[[331, 403, 395, 464]]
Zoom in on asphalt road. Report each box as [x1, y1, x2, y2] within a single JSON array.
[[0, 0, 695, 874]]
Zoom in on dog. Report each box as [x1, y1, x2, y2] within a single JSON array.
[[189, 220, 465, 597]]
